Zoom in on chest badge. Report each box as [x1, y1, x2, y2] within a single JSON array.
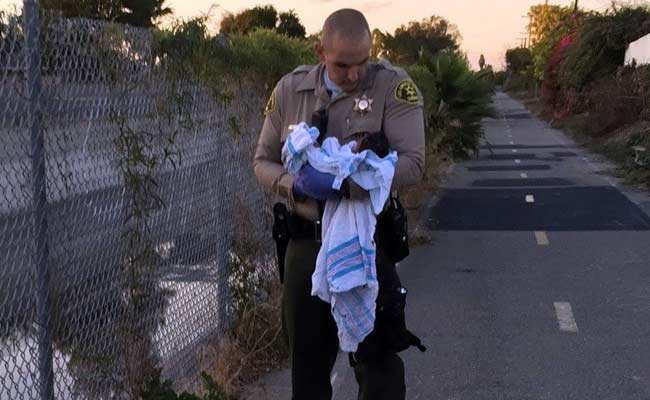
[[353, 94, 374, 115]]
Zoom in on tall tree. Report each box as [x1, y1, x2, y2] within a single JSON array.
[[118, 0, 173, 28], [371, 28, 386, 59], [277, 10, 306, 39], [379, 16, 461, 65], [527, 2, 580, 80], [41, 0, 172, 27], [527, 1, 570, 46], [220, 5, 278, 35], [41, 0, 122, 21]]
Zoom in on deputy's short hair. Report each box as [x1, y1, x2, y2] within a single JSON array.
[[321, 9, 371, 48]]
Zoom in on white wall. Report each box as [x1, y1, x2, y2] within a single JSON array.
[[626, 33, 650, 66]]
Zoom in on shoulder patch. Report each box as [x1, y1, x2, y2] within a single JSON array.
[[264, 90, 276, 117], [394, 80, 420, 105]]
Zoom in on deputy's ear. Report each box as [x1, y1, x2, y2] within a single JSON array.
[[314, 42, 325, 62]]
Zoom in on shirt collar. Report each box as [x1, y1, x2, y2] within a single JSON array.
[[294, 63, 378, 99], [323, 70, 343, 100], [295, 64, 322, 92]]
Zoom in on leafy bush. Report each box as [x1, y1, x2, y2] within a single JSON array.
[[494, 70, 508, 86], [559, 6, 650, 90], [502, 46, 539, 96], [505, 47, 533, 73], [157, 19, 316, 95], [228, 29, 316, 90], [581, 65, 650, 135], [504, 70, 536, 93], [476, 65, 497, 92], [541, 34, 576, 116], [409, 51, 495, 158], [141, 371, 235, 400], [407, 63, 443, 153], [528, 4, 578, 81]]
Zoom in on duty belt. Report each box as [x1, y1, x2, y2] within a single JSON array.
[[287, 214, 322, 242]]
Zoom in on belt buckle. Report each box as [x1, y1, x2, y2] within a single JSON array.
[[314, 220, 321, 243]]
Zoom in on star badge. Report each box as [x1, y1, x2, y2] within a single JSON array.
[[353, 94, 374, 115]]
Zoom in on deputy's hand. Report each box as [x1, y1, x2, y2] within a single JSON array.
[[341, 178, 369, 200], [293, 164, 339, 200]]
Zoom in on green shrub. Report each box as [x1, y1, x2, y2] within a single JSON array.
[[156, 19, 316, 96], [494, 70, 507, 86], [229, 29, 316, 90], [141, 371, 235, 400], [407, 63, 443, 153], [504, 70, 536, 93], [505, 47, 533, 73], [559, 6, 650, 90], [581, 65, 650, 135], [409, 51, 495, 158]]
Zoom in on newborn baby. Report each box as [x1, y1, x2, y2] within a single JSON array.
[[355, 131, 390, 158], [290, 126, 393, 200]]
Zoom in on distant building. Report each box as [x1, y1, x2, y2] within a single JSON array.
[[625, 33, 650, 66]]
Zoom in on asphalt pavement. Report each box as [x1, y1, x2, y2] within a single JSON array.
[[243, 91, 650, 400]]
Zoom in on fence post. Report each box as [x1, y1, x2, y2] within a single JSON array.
[[23, 1, 55, 399]]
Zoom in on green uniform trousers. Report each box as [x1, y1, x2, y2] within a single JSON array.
[[282, 239, 405, 400]]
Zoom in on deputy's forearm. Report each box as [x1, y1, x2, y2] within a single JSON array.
[[392, 151, 425, 190], [253, 159, 295, 197], [254, 158, 320, 221]]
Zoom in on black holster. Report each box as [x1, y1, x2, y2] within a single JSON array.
[[351, 248, 425, 365], [376, 195, 410, 263], [272, 203, 290, 283]]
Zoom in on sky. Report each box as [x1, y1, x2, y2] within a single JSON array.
[[0, 0, 626, 69], [163, 0, 618, 70]]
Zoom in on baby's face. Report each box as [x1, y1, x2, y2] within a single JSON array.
[[353, 132, 370, 153], [356, 132, 390, 158]]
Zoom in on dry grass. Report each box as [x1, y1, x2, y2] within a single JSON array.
[[196, 280, 287, 398], [511, 92, 650, 190], [191, 145, 451, 397], [401, 149, 450, 246]]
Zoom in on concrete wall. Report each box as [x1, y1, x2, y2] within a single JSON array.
[[626, 33, 650, 66]]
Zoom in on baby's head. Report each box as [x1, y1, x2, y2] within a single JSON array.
[[356, 131, 390, 158]]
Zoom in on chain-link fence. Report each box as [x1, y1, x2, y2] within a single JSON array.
[[1, 2, 274, 399]]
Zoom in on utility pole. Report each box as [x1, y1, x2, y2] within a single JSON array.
[[528, 14, 532, 48], [522, 13, 533, 48]]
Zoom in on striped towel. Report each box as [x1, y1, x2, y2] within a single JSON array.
[[281, 123, 397, 352], [313, 197, 380, 352]]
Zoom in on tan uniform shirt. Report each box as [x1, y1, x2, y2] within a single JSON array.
[[253, 60, 425, 220]]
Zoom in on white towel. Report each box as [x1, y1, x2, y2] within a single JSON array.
[[281, 123, 397, 352]]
